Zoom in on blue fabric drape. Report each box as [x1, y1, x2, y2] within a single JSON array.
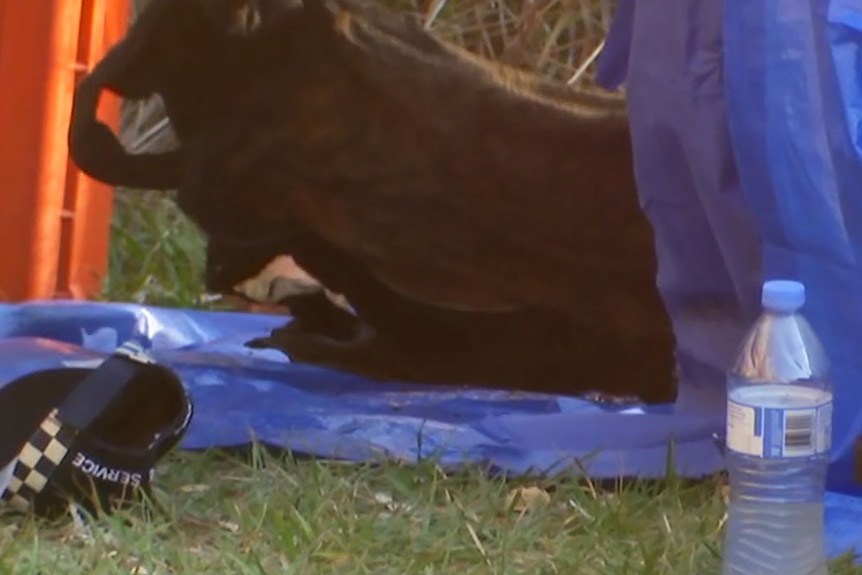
[[598, 0, 862, 494]]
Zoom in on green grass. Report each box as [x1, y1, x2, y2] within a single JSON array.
[[99, 190, 208, 308], [2, 191, 860, 574]]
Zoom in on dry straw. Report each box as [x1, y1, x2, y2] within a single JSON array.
[[120, 0, 618, 160]]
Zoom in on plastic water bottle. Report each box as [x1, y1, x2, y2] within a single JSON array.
[[722, 279, 832, 575]]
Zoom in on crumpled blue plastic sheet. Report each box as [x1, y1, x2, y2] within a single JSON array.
[[723, 0, 862, 498], [594, 0, 862, 562], [0, 300, 858, 560], [0, 300, 725, 477]]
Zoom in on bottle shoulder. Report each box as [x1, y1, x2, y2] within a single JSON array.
[[730, 312, 830, 385]]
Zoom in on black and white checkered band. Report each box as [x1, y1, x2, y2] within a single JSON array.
[[0, 341, 170, 514], [0, 408, 76, 513]]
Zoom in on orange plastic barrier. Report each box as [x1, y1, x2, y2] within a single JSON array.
[[0, 0, 129, 301]]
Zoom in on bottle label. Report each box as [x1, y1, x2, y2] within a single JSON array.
[[726, 387, 833, 458]]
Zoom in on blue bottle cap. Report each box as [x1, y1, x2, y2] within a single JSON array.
[[761, 279, 806, 312]]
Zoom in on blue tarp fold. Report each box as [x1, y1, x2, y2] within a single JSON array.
[[0, 301, 725, 477], [722, 0, 862, 494], [598, 0, 862, 496]]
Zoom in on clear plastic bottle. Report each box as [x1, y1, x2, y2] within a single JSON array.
[[722, 279, 832, 575]]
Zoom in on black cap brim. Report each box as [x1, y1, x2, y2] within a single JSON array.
[[0, 341, 192, 519]]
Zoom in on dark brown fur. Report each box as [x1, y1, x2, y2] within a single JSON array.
[[176, 0, 677, 402], [67, 0, 296, 190], [71, 0, 677, 403], [66, 0, 354, 337]]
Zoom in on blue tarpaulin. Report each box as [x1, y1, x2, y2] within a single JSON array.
[[0, 300, 858, 560], [592, 0, 862, 561], [598, 0, 862, 495], [0, 0, 861, 562]]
